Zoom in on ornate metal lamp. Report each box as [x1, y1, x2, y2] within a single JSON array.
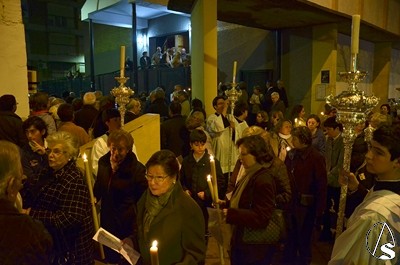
[[326, 16, 379, 238], [111, 76, 134, 126], [111, 45, 134, 126]]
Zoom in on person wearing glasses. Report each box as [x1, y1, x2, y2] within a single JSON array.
[[0, 140, 53, 264], [94, 129, 147, 264], [21, 131, 94, 264], [126, 149, 206, 265]]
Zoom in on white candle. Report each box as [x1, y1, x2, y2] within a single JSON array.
[[207, 175, 215, 203], [150, 240, 159, 265], [351, 15, 360, 54], [209, 155, 218, 202], [120, 45, 126, 77], [232, 61, 237, 84]]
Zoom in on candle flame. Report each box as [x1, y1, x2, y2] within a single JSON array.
[[152, 240, 158, 248], [286, 146, 291, 151], [209, 155, 214, 162], [320, 112, 324, 116], [82, 153, 88, 162], [207, 175, 212, 181]]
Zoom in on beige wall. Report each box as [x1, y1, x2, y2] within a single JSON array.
[[0, 0, 29, 118], [307, 0, 400, 35]]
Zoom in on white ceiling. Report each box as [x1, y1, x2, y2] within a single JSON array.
[[82, 0, 187, 29]]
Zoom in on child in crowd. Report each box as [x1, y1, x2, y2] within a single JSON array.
[[180, 129, 224, 241]]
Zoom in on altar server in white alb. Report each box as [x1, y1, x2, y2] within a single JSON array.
[[329, 124, 400, 265], [206, 96, 247, 193]]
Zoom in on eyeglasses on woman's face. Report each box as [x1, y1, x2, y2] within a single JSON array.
[[145, 174, 169, 184], [46, 148, 66, 156]]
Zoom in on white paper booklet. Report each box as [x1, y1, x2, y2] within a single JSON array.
[[93, 227, 140, 265]]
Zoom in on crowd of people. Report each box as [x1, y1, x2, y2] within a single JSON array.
[[0, 79, 399, 264], [132, 46, 190, 70]]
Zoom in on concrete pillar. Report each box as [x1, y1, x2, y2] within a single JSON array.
[[191, 0, 218, 116], [311, 24, 338, 115], [0, 0, 29, 118], [372, 42, 391, 110]]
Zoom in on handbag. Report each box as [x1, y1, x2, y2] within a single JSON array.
[[242, 208, 286, 245]]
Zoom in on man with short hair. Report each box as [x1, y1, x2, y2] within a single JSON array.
[[139, 51, 151, 69], [125, 98, 142, 123], [57, 103, 89, 147], [320, 116, 344, 241], [161, 101, 186, 160], [74, 92, 99, 133], [0, 94, 27, 147], [329, 125, 400, 264]]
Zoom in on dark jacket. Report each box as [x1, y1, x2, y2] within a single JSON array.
[[180, 150, 225, 206], [24, 161, 94, 265], [227, 158, 291, 208], [285, 146, 327, 216], [161, 115, 187, 157], [311, 128, 326, 155], [0, 199, 53, 265], [146, 98, 169, 120], [226, 166, 277, 263], [136, 182, 206, 265], [0, 111, 27, 147], [74, 105, 99, 133], [94, 151, 147, 239]]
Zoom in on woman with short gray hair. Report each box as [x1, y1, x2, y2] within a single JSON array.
[[22, 131, 94, 264]]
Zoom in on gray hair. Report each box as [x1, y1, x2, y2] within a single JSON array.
[[46, 131, 79, 159], [0, 141, 22, 197]]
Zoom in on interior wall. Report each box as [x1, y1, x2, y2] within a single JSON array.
[[389, 49, 400, 99], [282, 27, 313, 115], [217, 21, 276, 85]]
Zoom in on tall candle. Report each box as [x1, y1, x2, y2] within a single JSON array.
[[120, 45, 126, 77], [150, 240, 159, 265], [207, 175, 215, 203], [209, 155, 219, 201], [232, 61, 237, 84], [82, 153, 105, 259], [351, 15, 360, 55]]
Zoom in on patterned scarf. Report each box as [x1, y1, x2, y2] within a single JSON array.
[[143, 184, 175, 240]]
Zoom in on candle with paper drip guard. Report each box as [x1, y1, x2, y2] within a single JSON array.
[[150, 240, 159, 265], [207, 175, 216, 203], [82, 153, 105, 259], [351, 15, 360, 55], [120, 46, 126, 78], [209, 155, 219, 202]]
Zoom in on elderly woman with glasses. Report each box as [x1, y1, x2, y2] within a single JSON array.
[[0, 140, 53, 264], [94, 129, 147, 264], [21, 131, 94, 265], [126, 149, 206, 265]]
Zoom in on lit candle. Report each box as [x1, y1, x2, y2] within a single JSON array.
[[209, 155, 218, 202], [232, 61, 237, 84], [150, 240, 159, 265], [294, 118, 298, 126], [351, 15, 360, 55], [120, 45, 126, 77], [207, 175, 215, 203]]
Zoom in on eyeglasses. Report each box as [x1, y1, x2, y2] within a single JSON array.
[[46, 149, 66, 156], [145, 174, 169, 184]]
